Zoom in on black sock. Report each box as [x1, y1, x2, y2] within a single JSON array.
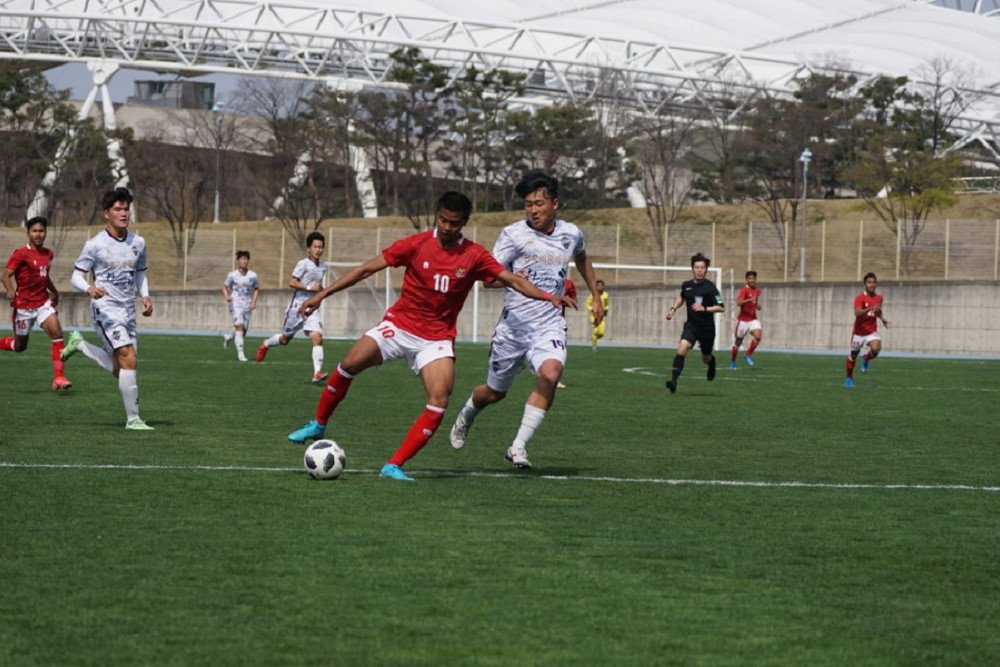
[[672, 355, 685, 383]]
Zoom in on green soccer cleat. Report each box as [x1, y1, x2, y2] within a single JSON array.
[[61, 330, 83, 361], [380, 464, 414, 481], [125, 417, 154, 431], [288, 419, 325, 444]]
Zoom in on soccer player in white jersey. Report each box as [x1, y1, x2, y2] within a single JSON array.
[[449, 171, 604, 469], [61, 187, 155, 430], [255, 231, 328, 383], [221, 250, 259, 362]]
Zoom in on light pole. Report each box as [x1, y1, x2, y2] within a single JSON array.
[[212, 100, 225, 224], [798, 148, 812, 283]]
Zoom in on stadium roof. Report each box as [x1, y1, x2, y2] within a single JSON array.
[[0, 0, 998, 152]]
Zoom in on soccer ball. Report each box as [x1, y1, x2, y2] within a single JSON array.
[[303, 439, 346, 480]]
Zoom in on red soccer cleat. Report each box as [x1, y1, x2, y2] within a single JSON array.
[[255, 344, 268, 362], [52, 376, 72, 391]]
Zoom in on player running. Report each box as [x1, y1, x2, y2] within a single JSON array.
[[221, 250, 259, 362], [1, 216, 73, 390], [665, 252, 725, 394], [587, 279, 610, 351], [448, 171, 603, 469], [256, 231, 328, 383], [285, 191, 575, 481], [844, 272, 890, 388], [61, 187, 155, 430], [730, 270, 762, 369]]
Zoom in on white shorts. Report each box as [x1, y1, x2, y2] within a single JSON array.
[[734, 319, 762, 339], [91, 301, 137, 352], [229, 304, 253, 330], [364, 320, 454, 374], [11, 300, 58, 336], [851, 332, 881, 352], [486, 323, 567, 393], [281, 304, 323, 338]]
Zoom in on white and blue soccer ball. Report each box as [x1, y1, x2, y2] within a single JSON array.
[[303, 439, 346, 480]]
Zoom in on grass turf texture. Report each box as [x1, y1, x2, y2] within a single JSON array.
[[2, 334, 999, 665]]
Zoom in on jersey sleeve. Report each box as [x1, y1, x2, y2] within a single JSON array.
[[74, 240, 96, 273], [136, 241, 148, 272], [473, 245, 505, 282], [491, 229, 517, 269], [853, 294, 866, 310], [382, 234, 417, 268], [6, 248, 23, 272]]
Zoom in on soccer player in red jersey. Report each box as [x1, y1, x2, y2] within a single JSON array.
[[845, 272, 891, 388], [730, 270, 762, 369], [1, 216, 73, 390], [286, 191, 575, 481]]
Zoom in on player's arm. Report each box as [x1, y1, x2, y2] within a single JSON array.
[[221, 283, 231, 302], [494, 270, 574, 310], [71, 268, 105, 299], [299, 255, 388, 316], [1, 265, 15, 305], [574, 251, 604, 326], [877, 306, 890, 328], [251, 286, 259, 310], [289, 274, 315, 291], [135, 269, 153, 317], [666, 292, 684, 319], [45, 274, 59, 307]]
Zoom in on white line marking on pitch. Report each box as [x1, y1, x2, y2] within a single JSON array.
[[1, 462, 997, 493]]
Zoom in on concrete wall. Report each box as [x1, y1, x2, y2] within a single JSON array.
[[53, 281, 1000, 356]]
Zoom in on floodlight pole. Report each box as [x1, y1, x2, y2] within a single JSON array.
[[798, 148, 812, 283], [213, 101, 225, 224]]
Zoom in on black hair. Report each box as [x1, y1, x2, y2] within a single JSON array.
[[863, 272, 877, 282], [515, 170, 559, 200], [745, 270, 757, 279], [305, 231, 325, 248], [25, 216, 48, 229], [236, 250, 250, 260], [691, 252, 711, 268], [436, 191, 473, 221], [101, 187, 133, 211]]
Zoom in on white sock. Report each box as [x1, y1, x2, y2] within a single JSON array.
[[235, 331, 245, 355], [80, 340, 114, 373], [224, 332, 234, 343], [457, 397, 482, 428], [119, 369, 140, 421], [265, 333, 282, 347], [512, 404, 547, 450], [312, 345, 324, 374]]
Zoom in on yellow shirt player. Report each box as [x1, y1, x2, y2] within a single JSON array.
[[586, 279, 610, 350]]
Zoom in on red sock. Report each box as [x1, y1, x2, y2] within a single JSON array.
[[730, 345, 738, 362], [51, 339, 65, 377], [747, 339, 758, 356], [387, 405, 446, 466], [315, 366, 354, 424], [846, 357, 855, 378], [0, 337, 14, 352], [863, 351, 874, 361]]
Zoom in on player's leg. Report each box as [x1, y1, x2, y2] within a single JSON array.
[[745, 327, 761, 366], [701, 330, 717, 382], [307, 329, 327, 383], [39, 309, 71, 389], [730, 329, 743, 370], [450, 382, 506, 450], [862, 337, 881, 373], [845, 336, 861, 387], [64, 307, 116, 373], [506, 356, 564, 469], [667, 329, 695, 393], [1, 309, 33, 353], [451, 333, 520, 449], [233, 321, 247, 362], [591, 319, 606, 350], [382, 352, 456, 481], [114, 343, 152, 430]]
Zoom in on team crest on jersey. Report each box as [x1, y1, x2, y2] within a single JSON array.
[[455, 267, 466, 278], [560, 236, 571, 249], [132, 247, 139, 256]]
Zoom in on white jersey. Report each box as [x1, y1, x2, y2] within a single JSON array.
[[224, 269, 259, 310], [73, 229, 148, 307], [290, 257, 326, 305], [493, 218, 585, 330]]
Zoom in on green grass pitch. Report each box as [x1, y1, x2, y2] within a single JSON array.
[[2, 334, 999, 665]]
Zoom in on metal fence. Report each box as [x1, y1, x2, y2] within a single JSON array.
[[2, 217, 997, 292]]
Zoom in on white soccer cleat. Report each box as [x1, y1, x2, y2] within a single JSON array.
[[222, 332, 232, 348], [237, 354, 248, 362], [504, 446, 532, 469], [449, 419, 468, 450]]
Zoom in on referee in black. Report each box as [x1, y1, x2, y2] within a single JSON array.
[[665, 252, 725, 393]]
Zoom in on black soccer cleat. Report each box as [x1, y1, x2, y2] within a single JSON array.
[[665, 379, 677, 394], [707, 361, 717, 382]]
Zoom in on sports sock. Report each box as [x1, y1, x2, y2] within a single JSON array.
[[51, 339, 65, 377], [311, 345, 324, 374], [264, 333, 282, 348], [456, 397, 482, 428], [223, 332, 234, 343], [80, 340, 114, 373], [512, 404, 547, 450], [845, 356, 855, 378], [0, 337, 15, 351], [119, 369, 140, 421], [747, 339, 759, 356], [234, 331, 244, 356], [387, 405, 446, 466], [863, 351, 874, 361], [730, 345, 738, 362], [671, 354, 685, 383], [316, 365, 354, 424]]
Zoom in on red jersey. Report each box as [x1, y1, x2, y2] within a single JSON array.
[[737, 286, 761, 321], [381, 229, 504, 340], [6, 244, 54, 309], [852, 292, 884, 336], [562, 279, 577, 317]]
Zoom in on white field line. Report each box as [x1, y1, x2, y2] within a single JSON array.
[[2, 461, 998, 493], [621, 367, 998, 391]]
